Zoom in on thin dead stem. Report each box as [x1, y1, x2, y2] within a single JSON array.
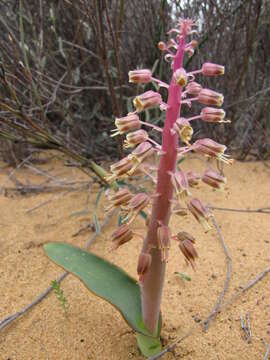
[[203, 215, 232, 331], [0, 209, 116, 332], [148, 266, 270, 360]]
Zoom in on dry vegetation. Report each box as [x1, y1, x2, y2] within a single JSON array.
[[0, 0, 269, 165]]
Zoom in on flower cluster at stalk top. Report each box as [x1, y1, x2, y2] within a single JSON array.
[[106, 18, 232, 282]]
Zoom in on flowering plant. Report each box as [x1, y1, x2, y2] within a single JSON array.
[[45, 18, 231, 357]]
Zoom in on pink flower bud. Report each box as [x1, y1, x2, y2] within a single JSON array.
[[133, 91, 162, 112], [128, 69, 152, 84], [187, 198, 212, 232], [174, 231, 198, 269], [186, 171, 201, 187], [124, 129, 149, 148], [158, 41, 167, 51], [130, 141, 154, 163], [198, 89, 224, 107], [202, 169, 227, 190], [171, 171, 190, 201], [157, 225, 171, 262], [111, 113, 141, 137], [174, 68, 188, 87], [106, 156, 135, 182], [202, 62, 224, 76], [107, 188, 133, 208], [122, 193, 150, 224], [186, 81, 202, 96], [111, 225, 133, 250], [200, 107, 226, 123], [137, 253, 152, 282]]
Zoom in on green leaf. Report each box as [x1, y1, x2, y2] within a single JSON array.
[[44, 243, 161, 337], [136, 332, 162, 357], [175, 272, 192, 282]]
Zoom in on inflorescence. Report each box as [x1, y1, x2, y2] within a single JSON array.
[[105, 18, 232, 283]]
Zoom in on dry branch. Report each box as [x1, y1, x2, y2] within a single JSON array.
[[203, 215, 232, 331], [0, 209, 116, 332]]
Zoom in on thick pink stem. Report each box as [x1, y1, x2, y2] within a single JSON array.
[[140, 36, 186, 334]]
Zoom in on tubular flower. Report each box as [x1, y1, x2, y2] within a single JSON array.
[[124, 129, 149, 148], [200, 107, 226, 123], [198, 88, 224, 107], [174, 231, 198, 269], [172, 204, 188, 216], [111, 113, 141, 137], [129, 141, 155, 163], [129, 69, 152, 84], [202, 62, 224, 76], [133, 91, 162, 113], [185, 81, 202, 96], [187, 198, 212, 232], [171, 171, 190, 201], [202, 169, 227, 190], [192, 138, 233, 164], [186, 171, 201, 187], [106, 188, 133, 211], [174, 68, 188, 87], [111, 225, 133, 250], [157, 225, 171, 262], [173, 117, 193, 145], [106, 156, 135, 182], [137, 253, 152, 283], [122, 193, 150, 225]]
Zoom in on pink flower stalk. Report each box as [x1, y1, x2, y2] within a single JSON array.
[[106, 18, 232, 335]]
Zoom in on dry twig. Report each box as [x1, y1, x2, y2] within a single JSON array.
[[264, 342, 270, 360], [0, 209, 116, 332], [203, 215, 232, 331], [148, 266, 270, 360]]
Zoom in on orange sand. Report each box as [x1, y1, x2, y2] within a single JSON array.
[[0, 154, 270, 359]]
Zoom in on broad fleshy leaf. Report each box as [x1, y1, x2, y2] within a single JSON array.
[[136, 332, 162, 357], [44, 242, 161, 338]]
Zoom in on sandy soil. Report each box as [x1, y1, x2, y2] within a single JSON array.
[[0, 153, 270, 360]]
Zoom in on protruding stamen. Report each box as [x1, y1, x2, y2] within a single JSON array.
[[174, 68, 188, 87], [122, 193, 150, 225], [170, 170, 190, 201], [133, 91, 162, 113], [111, 113, 141, 137], [124, 129, 149, 148], [198, 89, 224, 107], [187, 198, 212, 232], [173, 117, 193, 145]]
